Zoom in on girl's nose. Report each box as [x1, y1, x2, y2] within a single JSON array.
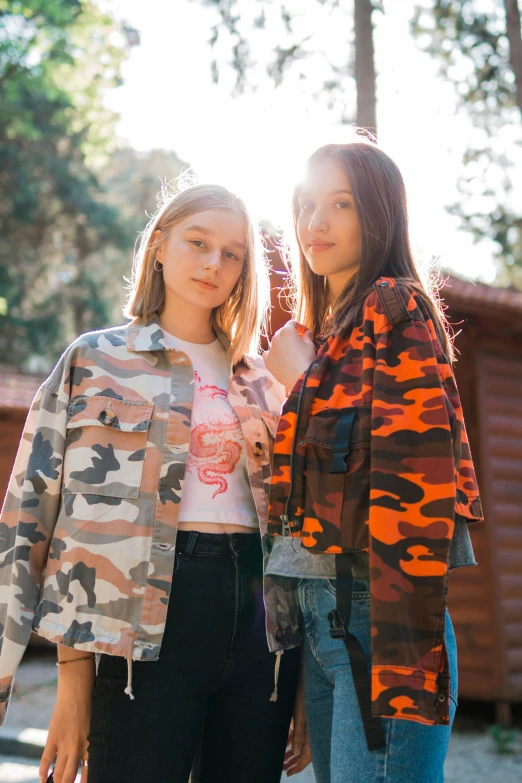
[[203, 250, 221, 269], [309, 208, 328, 233]]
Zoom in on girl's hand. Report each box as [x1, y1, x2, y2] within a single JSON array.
[[40, 657, 95, 783], [283, 655, 311, 776], [262, 321, 316, 394]]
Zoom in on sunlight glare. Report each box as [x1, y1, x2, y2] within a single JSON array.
[[104, 0, 500, 282]]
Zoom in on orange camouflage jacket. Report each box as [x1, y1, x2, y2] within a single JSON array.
[[266, 277, 483, 726]]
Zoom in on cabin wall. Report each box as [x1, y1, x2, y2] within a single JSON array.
[[476, 334, 522, 700], [0, 413, 25, 503], [448, 319, 501, 698]]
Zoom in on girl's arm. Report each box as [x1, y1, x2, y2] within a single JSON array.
[[282, 647, 311, 777], [0, 348, 72, 724], [39, 647, 95, 783], [262, 321, 316, 395], [368, 283, 481, 725], [0, 382, 68, 722]]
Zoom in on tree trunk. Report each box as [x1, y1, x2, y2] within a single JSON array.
[[504, 0, 522, 115], [354, 0, 377, 134]]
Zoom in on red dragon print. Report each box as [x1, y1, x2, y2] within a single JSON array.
[[187, 382, 242, 498]]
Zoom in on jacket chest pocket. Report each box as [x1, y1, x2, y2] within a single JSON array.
[[63, 396, 154, 499], [302, 406, 371, 551], [260, 411, 278, 464]]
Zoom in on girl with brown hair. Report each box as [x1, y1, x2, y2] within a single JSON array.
[[263, 142, 483, 783]]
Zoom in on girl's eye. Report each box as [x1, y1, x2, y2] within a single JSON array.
[[300, 202, 314, 211], [191, 240, 205, 247], [224, 251, 239, 261], [336, 201, 350, 209]]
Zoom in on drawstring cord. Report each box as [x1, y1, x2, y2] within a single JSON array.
[[270, 651, 283, 702], [124, 657, 135, 700]]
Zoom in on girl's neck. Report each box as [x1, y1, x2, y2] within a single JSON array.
[[327, 266, 359, 306], [159, 296, 215, 345]]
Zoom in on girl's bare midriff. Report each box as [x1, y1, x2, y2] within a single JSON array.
[[177, 521, 257, 535]]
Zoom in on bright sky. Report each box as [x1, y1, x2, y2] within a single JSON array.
[[102, 0, 505, 282]]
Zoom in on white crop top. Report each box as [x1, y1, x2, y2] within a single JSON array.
[[163, 331, 259, 528]]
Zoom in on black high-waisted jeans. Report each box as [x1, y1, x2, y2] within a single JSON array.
[[88, 530, 300, 783]]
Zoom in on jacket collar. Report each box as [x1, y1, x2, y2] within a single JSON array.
[[125, 315, 254, 369]]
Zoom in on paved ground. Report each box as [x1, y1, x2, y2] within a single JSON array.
[[0, 652, 520, 783]]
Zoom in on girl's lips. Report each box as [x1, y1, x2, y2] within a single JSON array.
[[309, 243, 335, 252], [194, 279, 218, 290]]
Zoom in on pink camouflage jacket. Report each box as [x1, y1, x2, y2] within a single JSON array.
[[0, 316, 284, 724]]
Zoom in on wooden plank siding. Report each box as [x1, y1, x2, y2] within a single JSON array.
[[0, 414, 26, 504], [447, 322, 501, 698], [477, 346, 522, 699]]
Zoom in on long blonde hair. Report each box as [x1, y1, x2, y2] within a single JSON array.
[[124, 183, 270, 365]]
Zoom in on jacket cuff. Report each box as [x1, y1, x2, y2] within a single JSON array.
[[455, 494, 483, 522], [371, 666, 450, 725]]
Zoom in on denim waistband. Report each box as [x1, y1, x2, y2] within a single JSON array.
[[175, 529, 262, 559]]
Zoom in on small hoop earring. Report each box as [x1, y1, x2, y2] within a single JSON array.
[[153, 258, 163, 272]]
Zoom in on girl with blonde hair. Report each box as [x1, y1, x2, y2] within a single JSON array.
[[0, 183, 307, 783]]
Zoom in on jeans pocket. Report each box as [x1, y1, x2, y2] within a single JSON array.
[[325, 579, 337, 596], [172, 552, 185, 579]]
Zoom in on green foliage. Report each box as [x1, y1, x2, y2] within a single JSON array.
[[489, 723, 517, 754], [412, 1, 522, 286], [412, 1, 516, 125], [0, 0, 136, 366]]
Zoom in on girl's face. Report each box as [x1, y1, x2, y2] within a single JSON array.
[[296, 158, 362, 294], [156, 208, 247, 314]]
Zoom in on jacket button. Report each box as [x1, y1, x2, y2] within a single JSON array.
[[253, 441, 263, 456], [99, 409, 116, 425], [438, 693, 446, 703], [378, 280, 390, 287]]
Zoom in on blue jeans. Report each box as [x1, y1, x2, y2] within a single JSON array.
[[298, 578, 458, 783]]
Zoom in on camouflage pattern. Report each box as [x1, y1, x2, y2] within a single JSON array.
[[0, 316, 284, 724], [265, 278, 483, 726]]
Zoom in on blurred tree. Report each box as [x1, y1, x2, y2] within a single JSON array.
[[194, 0, 380, 133], [354, 0, 377, 132], [412, 0, 522, 287], [0, 0, 138, 367]]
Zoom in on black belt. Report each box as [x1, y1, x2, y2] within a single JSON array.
[[328, 554, 386, 752]]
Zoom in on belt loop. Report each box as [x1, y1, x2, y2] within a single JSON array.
[[182, 531, 199, 561], [228, 533, 239, 559]]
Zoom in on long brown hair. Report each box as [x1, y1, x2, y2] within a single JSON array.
[[290, 142, 454, 361], [124, 183, 270, 365]]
